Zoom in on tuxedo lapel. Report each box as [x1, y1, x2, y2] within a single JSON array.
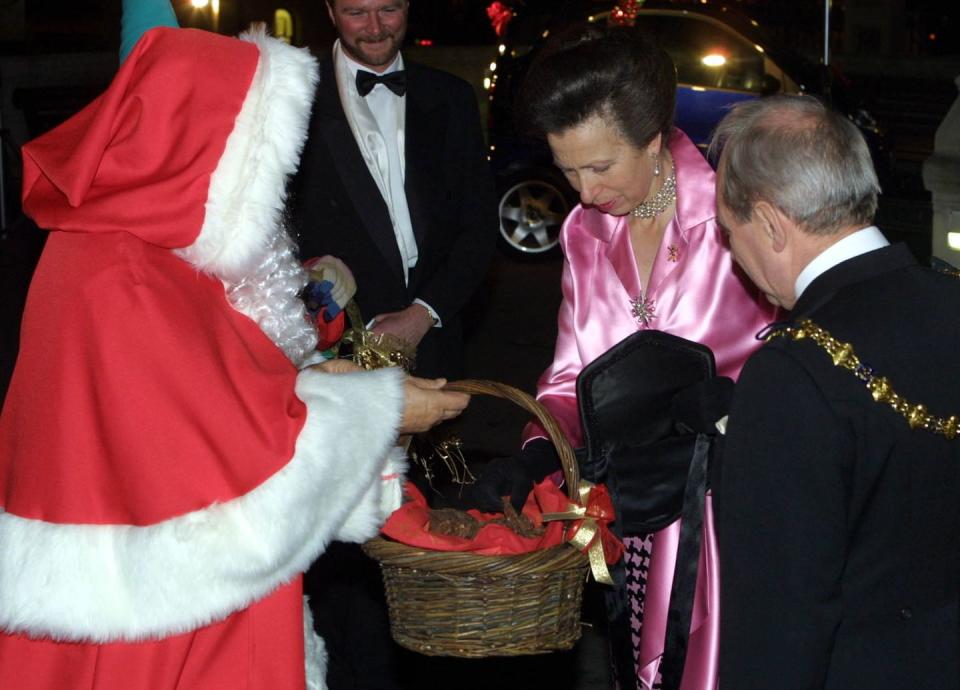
[[316, 59, 405, 284], [403, 65, 447, 250]]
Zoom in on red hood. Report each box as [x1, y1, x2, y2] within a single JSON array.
[[22, 28, 258, 250]]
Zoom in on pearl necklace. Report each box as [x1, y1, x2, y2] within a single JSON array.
[[630, 161, 676, 219]]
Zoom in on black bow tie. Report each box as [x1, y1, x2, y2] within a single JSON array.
[[356, 69, 407, 97]]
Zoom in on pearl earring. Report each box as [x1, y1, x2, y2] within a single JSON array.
[[653, 155, 661, 177]]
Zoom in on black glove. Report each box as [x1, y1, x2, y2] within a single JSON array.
[[670, 376, 734, 435], [436, 438, 562, 514]]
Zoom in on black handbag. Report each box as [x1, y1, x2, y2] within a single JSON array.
[[576, 330, 725, 690]]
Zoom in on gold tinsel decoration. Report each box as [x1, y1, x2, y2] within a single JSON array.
[[341, 302, 416, 372], [409, 435, 478, 492]]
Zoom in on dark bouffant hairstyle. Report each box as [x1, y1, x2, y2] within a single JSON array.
[[518, 24, 677, 149]]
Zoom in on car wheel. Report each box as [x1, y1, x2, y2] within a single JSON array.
[[497, 170, 574, 258]]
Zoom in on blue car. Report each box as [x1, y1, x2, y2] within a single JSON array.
[[487, 0, 889, 257]]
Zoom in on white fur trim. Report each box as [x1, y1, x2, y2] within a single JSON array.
[[303, 597, 328, 690], [335, 446, 407, 543], [177, 26, 318, 280], [0, 367, 404, 643], [379, 452, 408, 523]]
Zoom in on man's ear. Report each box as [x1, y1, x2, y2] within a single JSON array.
[[752, 200, 789, 253], [325, 0, 336, 24]]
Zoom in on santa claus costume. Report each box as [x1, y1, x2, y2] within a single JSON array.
[[0, 25, 406, 690]]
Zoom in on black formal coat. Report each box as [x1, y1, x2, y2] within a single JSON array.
[[289, 55, 497, 378], [716, 243, 960, 690]]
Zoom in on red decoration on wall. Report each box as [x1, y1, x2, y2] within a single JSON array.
[[486, 1, 515, 37]]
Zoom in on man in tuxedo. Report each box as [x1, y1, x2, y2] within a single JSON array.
[[712, 95, 960, 690], [290, 0, 497, 380], [290, 2, 496, 687]]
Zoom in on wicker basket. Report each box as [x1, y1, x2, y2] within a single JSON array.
[[363, 379, 590, 658]]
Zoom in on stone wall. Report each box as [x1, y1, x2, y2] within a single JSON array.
[[924, 76, 960, 263]]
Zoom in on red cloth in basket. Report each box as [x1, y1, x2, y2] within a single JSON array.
[[381, 480, 565, 555], [382, 479, 623, 565]]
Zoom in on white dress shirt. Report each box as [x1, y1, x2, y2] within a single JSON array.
[[795, 226, 890, 300], [334, 41, 418, 283], [332, 43, 440, 326]]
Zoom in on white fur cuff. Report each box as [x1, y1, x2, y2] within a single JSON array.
[[0, 367, 404, 643]]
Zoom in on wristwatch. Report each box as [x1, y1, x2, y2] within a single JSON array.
[[415, 300, 440, 327]]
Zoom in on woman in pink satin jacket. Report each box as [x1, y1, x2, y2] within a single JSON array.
[[517, 25, 777, 690]]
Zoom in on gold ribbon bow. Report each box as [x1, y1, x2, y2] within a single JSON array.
[[542, 480, 623, 585]]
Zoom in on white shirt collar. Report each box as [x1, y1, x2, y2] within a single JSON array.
[[794, 226, 889, 299]]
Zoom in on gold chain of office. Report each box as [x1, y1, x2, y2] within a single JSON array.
[[764, 319, 959, 440], [937, 264, 960, 279]]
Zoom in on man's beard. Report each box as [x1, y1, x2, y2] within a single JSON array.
[[342, 31, 404, 68], [222, 224, 318, 365]]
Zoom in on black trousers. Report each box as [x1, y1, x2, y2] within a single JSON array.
[[305, 541, 402, 690]]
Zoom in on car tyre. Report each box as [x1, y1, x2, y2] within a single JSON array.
[[496, 168, 575, 259]]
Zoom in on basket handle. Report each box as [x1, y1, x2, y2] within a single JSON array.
[[443, 379, 580, 501]]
